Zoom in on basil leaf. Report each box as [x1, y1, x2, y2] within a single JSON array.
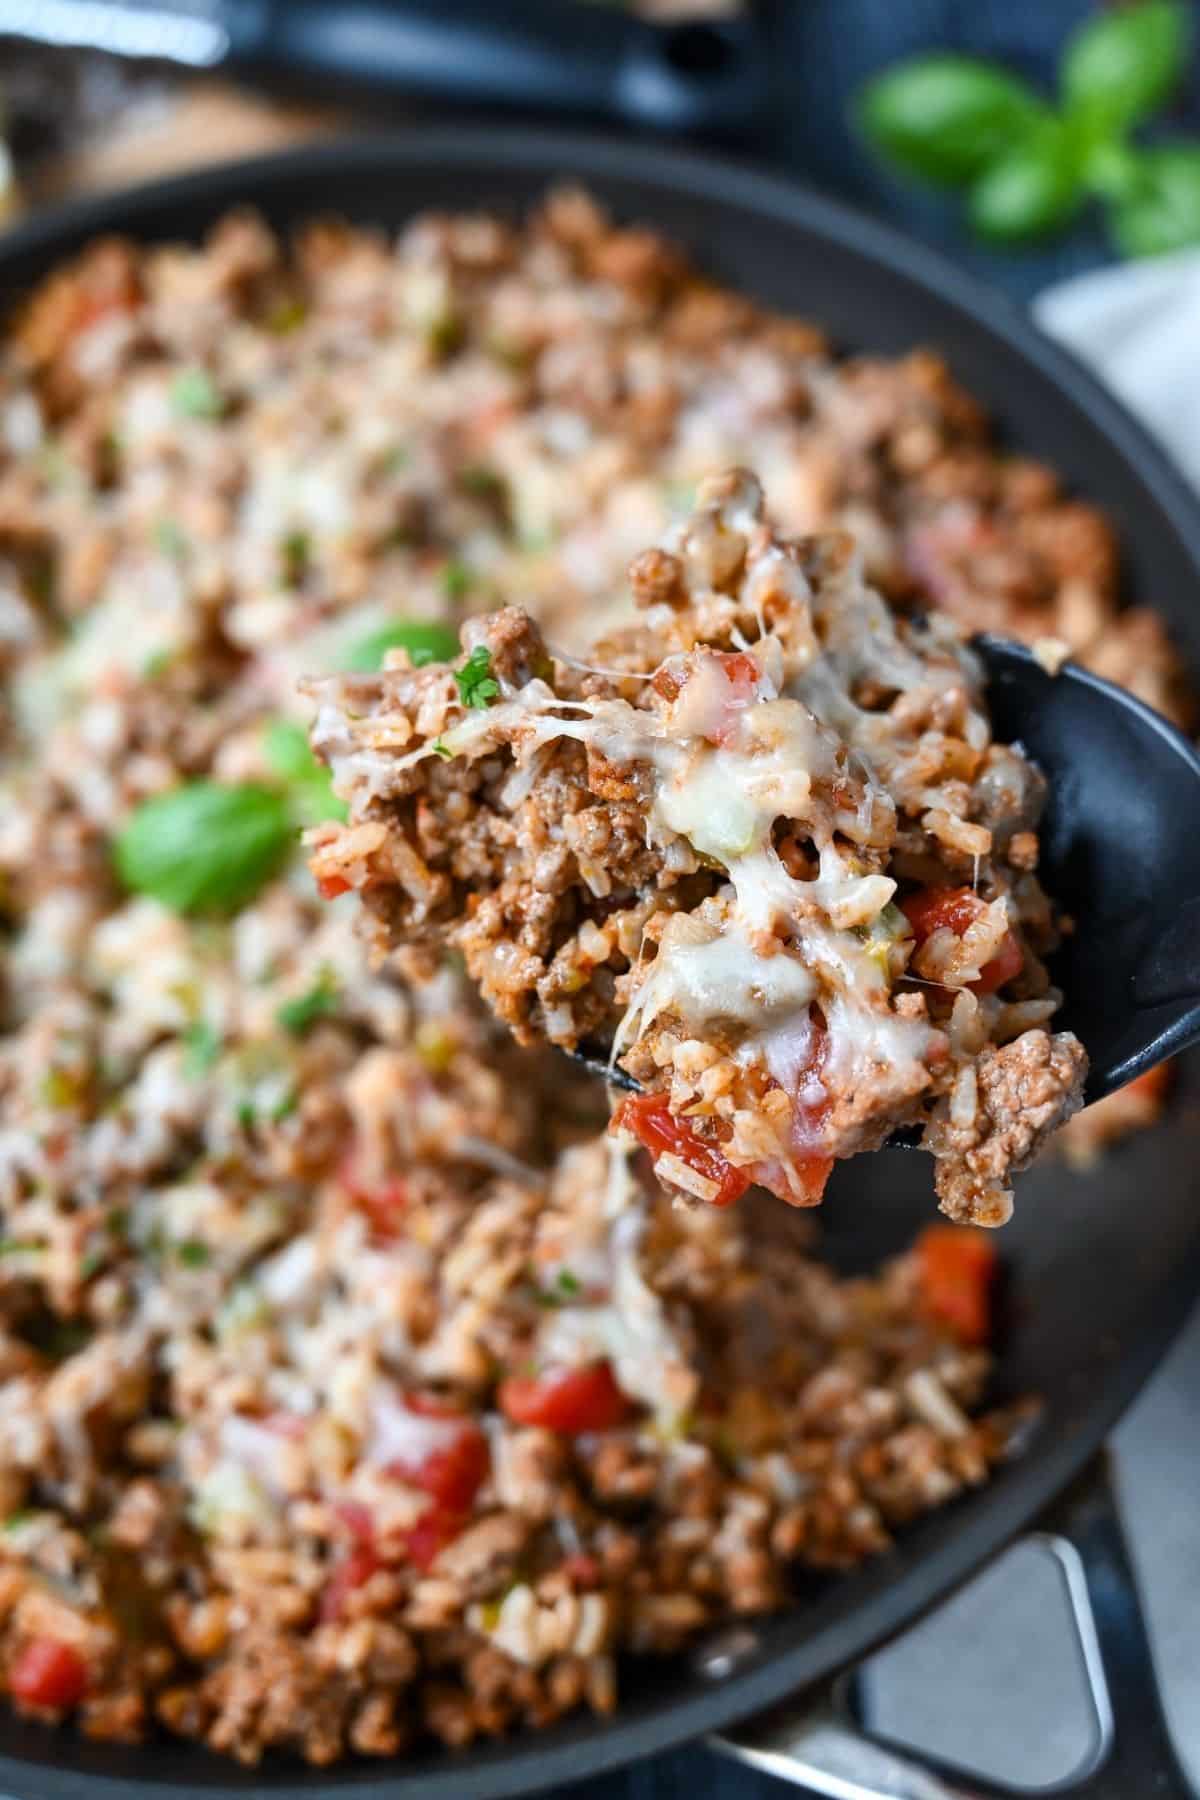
[[170, 367, 223, 420], [1063, 0, 1190, 132], [276, 970, 340, 1036], [347, 619, 460, 672], [262, 721, 346, 825], [967, 123, 1085, 241], [857, 54, 1045, 185], [115, 781, 294, 914], [262, 719, 318, 784], [1110, 144, 1200, 255]]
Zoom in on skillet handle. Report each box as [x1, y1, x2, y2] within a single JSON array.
[[708, 1452, 1193, 1799], [231, 1, 771, 137]]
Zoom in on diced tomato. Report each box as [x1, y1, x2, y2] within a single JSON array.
[[900, 885, 1023, 996], [319, 1543, 381, 1622], [616, 1093, 751, 1208], [340, 1152, 408, 1241], [316, 872, 352, 900], [400, 1509, 465, 1574], [332, 1498, 375, 1544], [402, 1428, 490, 1514], [561, 1552, 602, 1590], [704, 651, 761, 747], [384, 1399, 490, 1571], [498, 1360, 633, 1434], [916, 1224, 998, 1346], [653, 649, 760, 746], [714, 651, 761, 693], [9, 1638, 88, 1711]]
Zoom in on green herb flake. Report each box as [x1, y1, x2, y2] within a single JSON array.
[[270, 1087, 298, 1124], [556, 1269, 581, 1297], [0, 1239, 40, 1257], [440, 559, 472, 602], [267, 297, 308, 335], [153, 518, 189, 561], [275, 970, 339, 1037], [142, 649, 173, 681], [39, 1068, 80, 1109], [183, 1019, 222, 1076], [455, 645, 500, 711], [431, 737, 454, 761], [279, 530, 310, 587], [460, 463, 503, 500], [346, 619, 459, 673], [2, 1511, 34, 1532], [79, 1246, 107, 1281], [114, 781, 295, 916], [426, 312, 463, 358], [176, 1239, 211, 1268], [170, 367, 223, 421]]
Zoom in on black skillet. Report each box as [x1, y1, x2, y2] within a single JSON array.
[[0, 131, 1198, 1800]]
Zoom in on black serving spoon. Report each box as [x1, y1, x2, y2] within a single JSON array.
[[571, 636, 1200, 1111]]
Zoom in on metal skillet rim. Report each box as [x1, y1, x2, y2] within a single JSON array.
[[0, 126, 1198, 1799]]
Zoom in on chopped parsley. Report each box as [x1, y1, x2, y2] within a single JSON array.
[[0, 1239, 40, 1257], [455, 645, 499, 710], [170, 367, 223, 420], [275, 970, 339, 1037], [280, 530, 310, 587], [460, 463, 503, 500], [534, 1268, 582, 1308], [183, 1019, 222, 1075], [176, 1240, 211, 1268], [431, 737, 453, 760]]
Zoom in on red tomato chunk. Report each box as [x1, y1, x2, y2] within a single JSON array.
[[616, 1093, 750, 1208], [319, 1544, 380, 1622], [316, 872, 352, 900], [900, 885, 1023, 996], [9, 1639, 88, 1711], [916, 1224, 998, 1346], [384, 1396, 491, 1573], [499, 1360, 632, 1434]]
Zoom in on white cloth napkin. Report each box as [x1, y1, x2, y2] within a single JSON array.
[[1034, 251, 1200, 492]]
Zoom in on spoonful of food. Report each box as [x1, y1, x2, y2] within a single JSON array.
[[571, 634, 1200, 1104], [304, 468, 1199, 1227]]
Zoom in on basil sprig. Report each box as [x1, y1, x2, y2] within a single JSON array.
[[858, 1, 1199, 254]]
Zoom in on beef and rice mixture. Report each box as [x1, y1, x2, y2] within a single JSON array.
[[0, 190, 1168, 1762], [308, 470, 1086, 1226]]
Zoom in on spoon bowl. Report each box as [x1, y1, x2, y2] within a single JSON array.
[[569, 636, 1200, 1115]]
